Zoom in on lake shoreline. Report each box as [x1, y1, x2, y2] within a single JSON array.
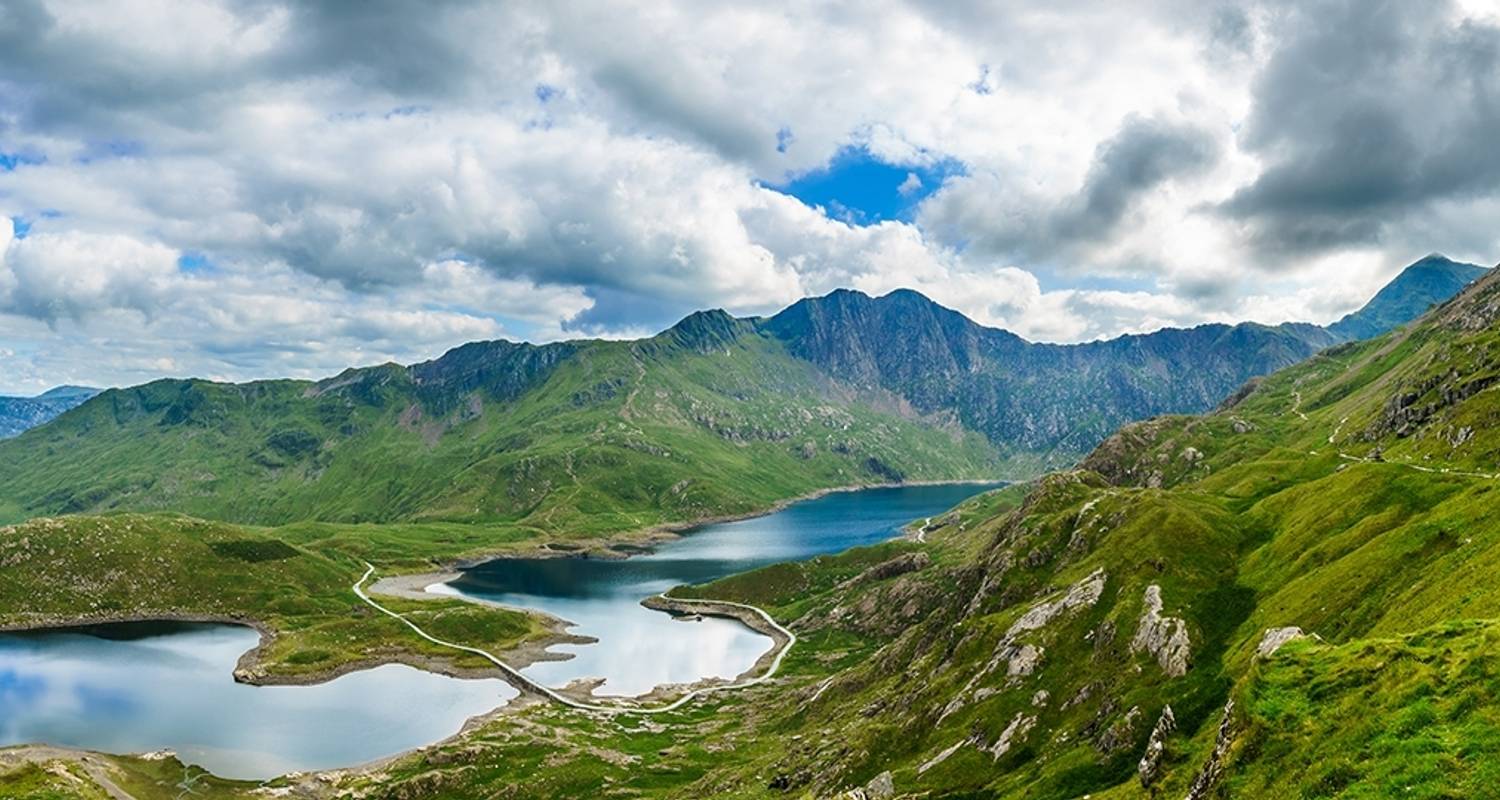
[[409, 478, 1009, 573]]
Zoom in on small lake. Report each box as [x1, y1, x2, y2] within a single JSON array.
[[0, 621, 516, 780], [446, 482, 999, 697]]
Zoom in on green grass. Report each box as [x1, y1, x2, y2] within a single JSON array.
[[4, 273, 1500, 798], [0, 513, 550, 682], [0, 331, 1003, 539]]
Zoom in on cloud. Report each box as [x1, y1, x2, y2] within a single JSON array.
[[0, 0, 1497, 394], [919, 114, 1223, 264], [1220, 0, 1500, 256]]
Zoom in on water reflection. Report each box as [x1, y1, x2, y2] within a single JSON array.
[[0, 621, 517, 780], [449, 483, 998, 697]]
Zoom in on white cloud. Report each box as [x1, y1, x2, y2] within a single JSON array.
[[0, 0, 1495, 394]]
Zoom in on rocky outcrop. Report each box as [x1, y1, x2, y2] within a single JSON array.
[[1185, 699, 1236, 800], [976, 570, 1108, 697], [1131, 585, 1192, 677], [1255, 626, 1306, 658], [1096, 705, 1142, 754], [842, 770, 895, 800], [851, 551, 931, 584], [988, 713, 1037, 759], [1007, 644, 1044, 677], [1138, 704, 1176, 788]]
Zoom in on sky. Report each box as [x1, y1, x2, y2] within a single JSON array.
[[1, 0, 1499, 395]]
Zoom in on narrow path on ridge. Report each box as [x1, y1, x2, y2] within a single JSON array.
[[351, 564, 797, 716]]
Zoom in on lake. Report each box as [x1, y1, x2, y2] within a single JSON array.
[[0, 621, 516, 780], [0, 482, 997, 778], [445, 482, 999, 697]]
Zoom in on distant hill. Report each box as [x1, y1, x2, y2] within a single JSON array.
[[0, 386, 100, 438], [0, 254, 1483, 528], [1327, 254, 1487, 340]]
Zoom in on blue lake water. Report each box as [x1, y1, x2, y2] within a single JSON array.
[[446, 482, 1000, 697], [0, 482, 997, 778], [0, 621, 516, 780]]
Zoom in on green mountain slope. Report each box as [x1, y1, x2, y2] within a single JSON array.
[[0, 255, 1480, 534], [606, 260, 1500, 798], [0, 321, 999, 530], [3, 264, 1499, 799]]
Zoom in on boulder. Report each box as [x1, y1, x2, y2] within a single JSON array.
[[1255, 626, 1306, 658]]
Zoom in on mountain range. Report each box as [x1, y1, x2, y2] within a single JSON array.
[[0, 385, 100, 439], [0, 255, 1483, 532], [2, 253, 1499, 798]]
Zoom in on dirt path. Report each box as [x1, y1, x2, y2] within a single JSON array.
[[353, 564, 797, 715], [1337, 452, 1499, 480], [1290, 390, 1309, 421]]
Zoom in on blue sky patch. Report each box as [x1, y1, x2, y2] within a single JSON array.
[[10, 216, 31, 238], [0, 151, 44, 171], [768, 146, 965, 225], [177, 251, 214, 273]]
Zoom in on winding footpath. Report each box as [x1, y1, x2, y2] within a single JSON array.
[[352, 564, 796, 715]]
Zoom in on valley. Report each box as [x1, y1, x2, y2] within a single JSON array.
[[1, 257, 1497, 799]]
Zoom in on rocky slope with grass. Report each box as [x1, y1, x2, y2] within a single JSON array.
[[330, 259, 1500, 799], [0, 256, 1479, 541], [8, 261, 1500, 798]]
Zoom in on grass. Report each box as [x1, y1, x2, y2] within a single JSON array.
[[0, 331, 1003, 537], [5, 273, 1500, 798], [0, 513, 550, 682]]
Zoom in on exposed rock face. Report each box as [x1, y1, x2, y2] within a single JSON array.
[[1185, 699, 1236, 800], [991, 570, 1109, 692], [1096, 705, 1142, 754], [0, 386, 100, 439], [989, 713, 1037, 759], [1007, 644, 1044, 677], [1138, 704, 1176, 788], [852, 551, 931, 584], [1256, 626, 1306, 658], [863, 771, 895, 799], [1131, 585, 1192, 677], [763, 286, 1350, 469], [1009, 569, 1109, 637]]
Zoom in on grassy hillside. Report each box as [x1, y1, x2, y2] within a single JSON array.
[[3, 260, 1473, 536], [311, 264, 1500, 799], [0, 321, 1000, 537], [0, 513, 552, 683], [4, 268, 1499, 798]]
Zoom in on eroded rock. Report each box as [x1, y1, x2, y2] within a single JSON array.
[[1138, 704, 1176, 788], [1185, 699, 1236, 800], [989, 713, 1037, 760], [1256, 626, 1306, 658], [1130, 585, 1192, 677]]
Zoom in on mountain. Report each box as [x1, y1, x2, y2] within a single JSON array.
[[1326, 253, 1487, 340], [0, 385, 100, 438], [384, 259, 1500, 799], [597, 257, 1500, 798], [3, 262, 1500, 798], [0, 256, 1480, 530], [763, 287, 1342, 468]]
